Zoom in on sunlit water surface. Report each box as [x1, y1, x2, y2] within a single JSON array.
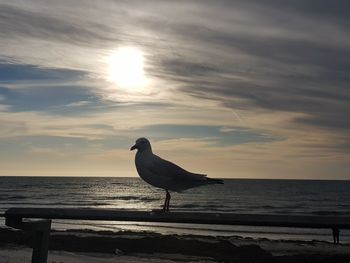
[[1, 177, 349, 242]]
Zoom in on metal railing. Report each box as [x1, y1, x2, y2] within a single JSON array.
[[3, 207, 350, 263]]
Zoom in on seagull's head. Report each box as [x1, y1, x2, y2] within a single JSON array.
[[130, 137, 152, 152]]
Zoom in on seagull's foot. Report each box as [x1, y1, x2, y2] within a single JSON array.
[[151, 208, 167, 213], [151, 208, 170, 213]]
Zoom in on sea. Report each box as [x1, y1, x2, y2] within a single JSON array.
[[1, 176, 350, 243]]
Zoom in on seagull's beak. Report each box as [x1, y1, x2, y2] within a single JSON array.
[[130, 144, 137, 151]]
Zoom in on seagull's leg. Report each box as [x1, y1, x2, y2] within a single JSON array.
[[165, 190, 171, 212], [162, 190, 168, 211]]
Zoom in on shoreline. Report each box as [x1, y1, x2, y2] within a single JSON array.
[[1, 227, 350, 262]]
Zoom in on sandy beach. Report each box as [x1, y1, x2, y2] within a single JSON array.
[[1, 227, 350, 263]]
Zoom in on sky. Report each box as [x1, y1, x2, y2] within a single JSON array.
[[0, 0, 349, 179]]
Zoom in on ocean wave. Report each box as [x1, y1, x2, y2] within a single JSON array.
[[54, 201, 111, 206], [311, 211, 350, 216], [50, 221, 349, 238], [103, 196, 159, 202], [0, 201, 111, 207], [0, 195, 27, 200]]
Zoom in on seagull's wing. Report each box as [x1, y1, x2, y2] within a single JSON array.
[[149, 154, 206, 182]]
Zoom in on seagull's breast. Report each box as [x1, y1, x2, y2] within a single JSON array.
[[135, 151, 153, 172], [135, 151, 172, 190]]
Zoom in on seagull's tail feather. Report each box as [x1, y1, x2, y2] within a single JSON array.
[[206, 177, 224, 185]]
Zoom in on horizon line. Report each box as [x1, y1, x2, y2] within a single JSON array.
[[0, 175, 349, 181]]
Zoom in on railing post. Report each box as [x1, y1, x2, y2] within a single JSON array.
[[5, 216, 51, 263], [30, 220, 51, 263], [332, 227, 340, 244]]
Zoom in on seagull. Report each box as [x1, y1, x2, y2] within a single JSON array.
[[130, 137, 223, 211]]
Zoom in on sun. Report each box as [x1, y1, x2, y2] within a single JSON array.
[[106, 47, 148, 89]]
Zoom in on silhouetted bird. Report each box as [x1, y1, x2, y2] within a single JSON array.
[[130, 137, 223, 211]]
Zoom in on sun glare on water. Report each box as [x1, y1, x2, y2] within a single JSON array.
[[106, 47, 148, 90]]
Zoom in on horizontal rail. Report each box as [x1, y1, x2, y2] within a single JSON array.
[[5, 207, 350, 229], [5, 207, 347, 263]]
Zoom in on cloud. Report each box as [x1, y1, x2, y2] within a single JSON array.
[[0, 3, 118, 45], [0, 61, 85, 81], [135, 124, 280, 146], [0, 84, 99, 114], [0, 0, 349, 178]]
